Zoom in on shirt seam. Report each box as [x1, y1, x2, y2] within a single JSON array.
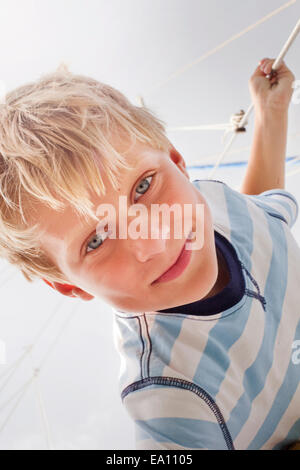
[[259, 191, 299, 224], [121, 376, 235, 450]]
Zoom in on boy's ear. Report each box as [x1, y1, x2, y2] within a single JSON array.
[[169, 145, 190, 179], [42, 278, 94, 301]]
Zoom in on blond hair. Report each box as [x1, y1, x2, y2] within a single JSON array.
[[0, 63, 171, 284]]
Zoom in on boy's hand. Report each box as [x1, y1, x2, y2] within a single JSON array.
[[249, 58, 295, 113]]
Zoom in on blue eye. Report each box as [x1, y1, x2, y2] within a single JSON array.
[[134, 175, 153, 202], [85, 174, 155, 254], [86, 229, 110, 254]]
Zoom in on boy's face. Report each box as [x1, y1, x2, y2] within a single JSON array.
[[36, 139, 219, 313]]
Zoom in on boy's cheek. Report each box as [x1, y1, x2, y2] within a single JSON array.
[[83, 269, 135, 299]]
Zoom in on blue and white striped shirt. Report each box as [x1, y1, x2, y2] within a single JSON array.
[[112, 179, 300, 450]]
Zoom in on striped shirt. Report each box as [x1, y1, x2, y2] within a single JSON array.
[[112, 179, 300, 450]]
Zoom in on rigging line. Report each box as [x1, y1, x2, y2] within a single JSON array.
[[184, 130, 300, 164], [0, 297, 66, 389], [0, 347, 31, 382], [167, 116, 300, 133], [0, 375, 36, 436], [207, 102, 254, 178], [38, 300, 81, 370], [194, 145, 252, 162], [208, 129, 242, 179], [207, 16, 300, 180], [167, 123, 234, 131], [31, 297, 66, 346], [271, 18, 300, 70], [0, 375, 33, 414], [0, 346, 32, 392], [29, 349, 54, 450], [0, 301, 80, 435], [143, 0, 297, 98], [166, 121, 300, 136], [0, 376, 35, 436]]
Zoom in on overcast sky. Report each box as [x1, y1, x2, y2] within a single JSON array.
[[0, 0, 299, 449]]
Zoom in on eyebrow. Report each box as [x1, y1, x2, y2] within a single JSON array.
[[65, 156, 158, 257]]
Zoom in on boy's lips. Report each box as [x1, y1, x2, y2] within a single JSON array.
[[151, 231, 193, 285]]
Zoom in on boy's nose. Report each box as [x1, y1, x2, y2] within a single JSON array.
[[129, 224, 170, 263]]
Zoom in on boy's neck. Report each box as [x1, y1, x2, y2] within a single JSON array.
[[202, 247, 230, 300]]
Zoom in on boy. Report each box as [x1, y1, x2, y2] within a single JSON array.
[[0, 58, 299, 450]]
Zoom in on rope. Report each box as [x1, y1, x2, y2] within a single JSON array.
[[267, 18, 300, 77], [0, 297, 66, 391], [221, 109, 249, 144], [0, 374, 34, 415], [0, 302, 80, 436], [137, 0, 297, 101], [164, 130, 300, 167], [0, 346, 33, 393], [0, 375, 35, 435], [166, 109, 249, 147], [29, 349, 55, 450], [167, 123, 235, 132], [38, 302, 80, 370], [208, 16, 300, 179]]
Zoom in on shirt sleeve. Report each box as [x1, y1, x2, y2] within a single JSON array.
[[248, 189, 299, 229]]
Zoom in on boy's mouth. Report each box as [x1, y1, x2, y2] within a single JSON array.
[[151, 230, 193, 285]]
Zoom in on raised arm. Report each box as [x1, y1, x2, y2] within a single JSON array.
[[239, 58, 295, 195]]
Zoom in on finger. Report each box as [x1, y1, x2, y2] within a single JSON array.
[[253, 60, 269, 78], [260, 58, 276, 75], [266, 60, 291, 81], [254, 58, 275, 78], [266, 59, 289, 76], [258, 58, 269, 66], [260, 58, 289, 81]]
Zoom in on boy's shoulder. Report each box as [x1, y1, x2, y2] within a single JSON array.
[[191, 178, 299, 230]]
